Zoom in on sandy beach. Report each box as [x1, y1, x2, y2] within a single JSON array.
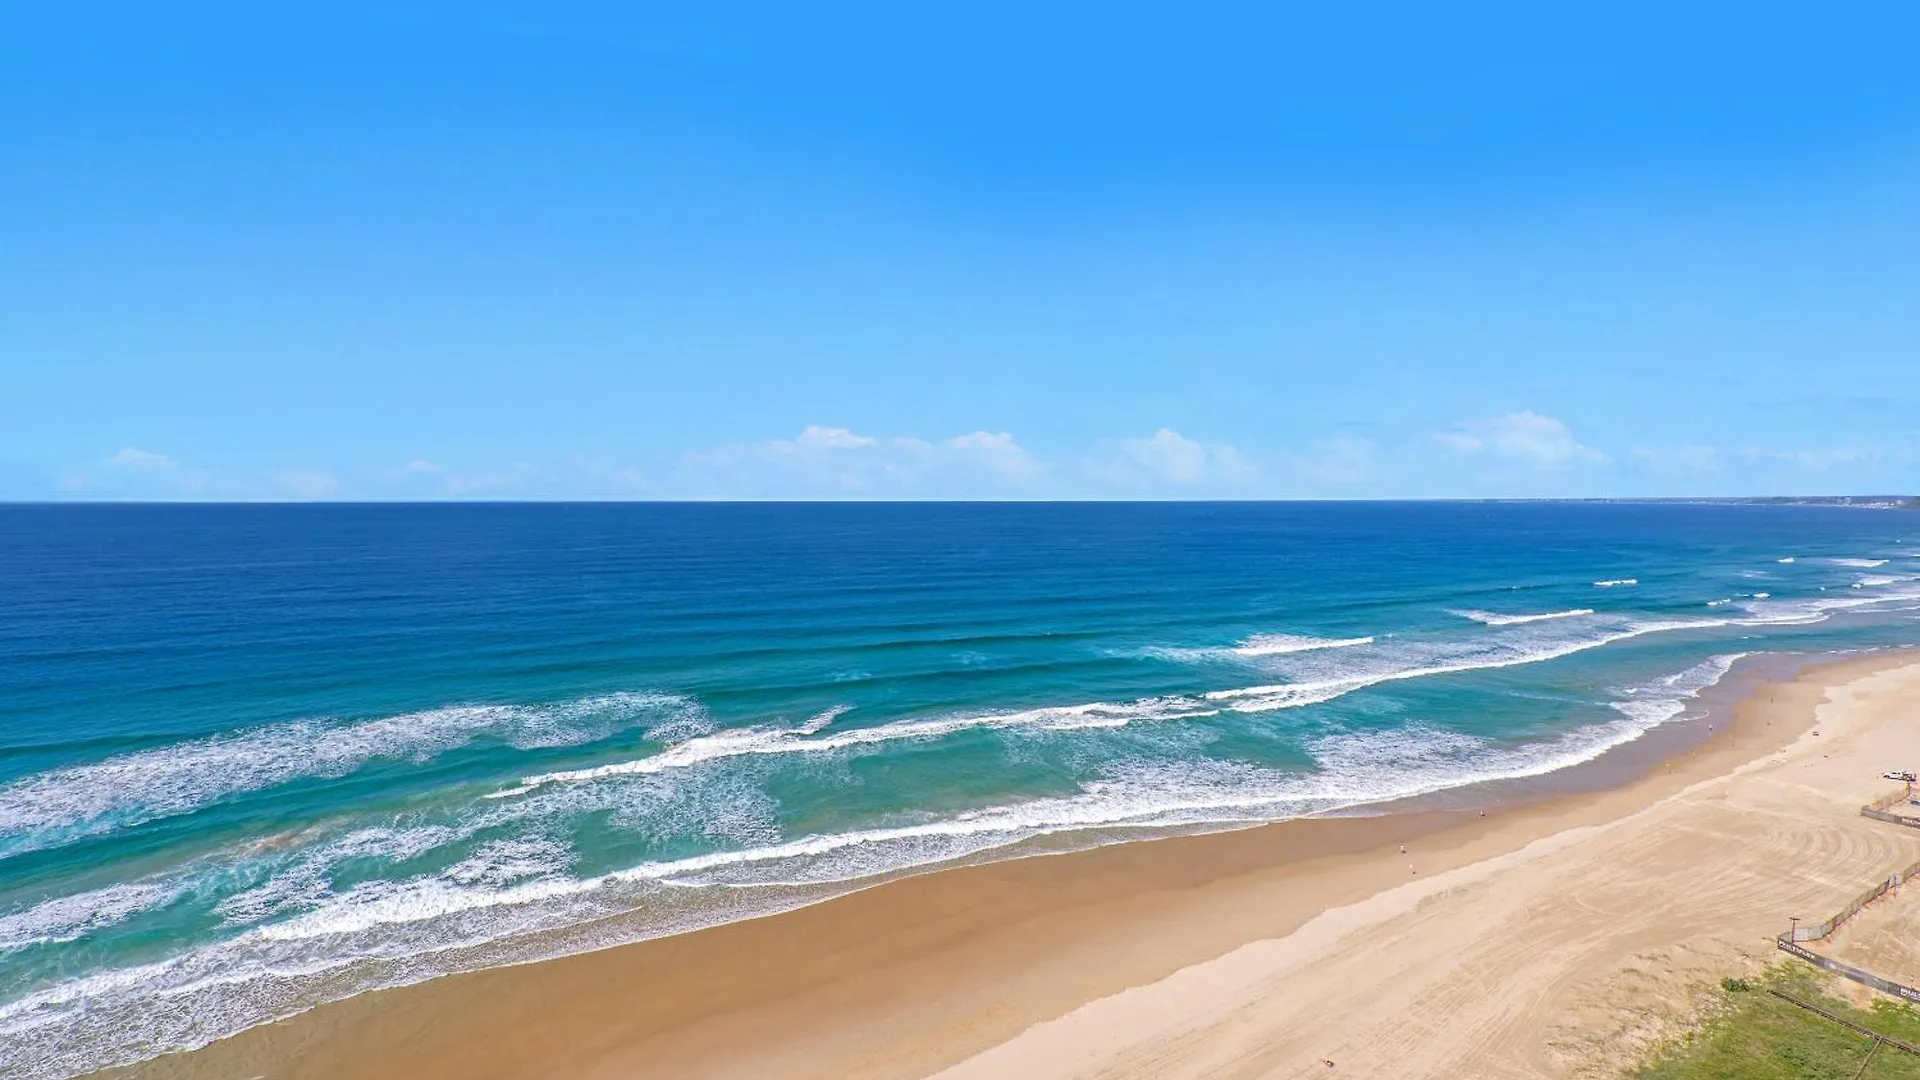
[[111, 650, 1920, 1080]]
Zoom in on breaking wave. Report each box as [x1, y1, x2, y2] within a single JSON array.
[[0, 694, 701, 860], [1453, 608, 1594, 627], [491, 696, 1218, 797], [0, 883, 182, 954], [0, 650, 1751, 1080], [1232, 633, 1375, 656]]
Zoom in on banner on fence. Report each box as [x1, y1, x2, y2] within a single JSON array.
[[1777, 937, 1920, 1004]]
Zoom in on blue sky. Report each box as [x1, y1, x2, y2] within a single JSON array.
[[3, 2, 1917, 500]]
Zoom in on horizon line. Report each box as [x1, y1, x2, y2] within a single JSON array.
[[2, 495, 1914, 508]]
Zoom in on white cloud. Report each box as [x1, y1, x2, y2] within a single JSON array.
[[108, 447, 179, 469], [788, 425, 877, 451], [64, 449, 348, 501], [80, 419, 1909, 502], [688, 425, 1043, 496], [1109, 429, 1256, 487], [946, 430, 1042, 480], [1438, 412, 1605, 469], [62, 446, 210, 497]]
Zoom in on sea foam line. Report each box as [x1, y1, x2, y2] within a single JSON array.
[[0, 693, 700, 860], [0, 653, 1753, 1080], [0, 882, 183, 954], [1453, 608, 1594, 627], [490, 697, 1220, 797], [498, 616, 1746, 793], [1203, 617, 1726, 713], [15, 581, 1909, 861], [1738, 586, 1920, 626], [1232, 633, 1375, 657], [525, 653, 1751, 899]]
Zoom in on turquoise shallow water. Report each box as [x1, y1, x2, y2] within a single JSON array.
[[2, 501, 1918, 1077]]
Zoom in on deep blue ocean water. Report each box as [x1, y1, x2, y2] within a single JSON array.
[[2, 502, 1918, 1077]]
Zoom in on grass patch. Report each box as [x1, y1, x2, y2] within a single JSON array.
[[1635, 962, 1920, 1079]]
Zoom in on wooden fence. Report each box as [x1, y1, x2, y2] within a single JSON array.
[[1773, 784, 1920, 1004], [1862, 785, 1920, 831]]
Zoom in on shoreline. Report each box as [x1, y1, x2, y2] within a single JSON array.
[[108, 648, 1920, 1080]]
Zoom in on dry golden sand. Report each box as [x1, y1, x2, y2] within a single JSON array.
[[110, 652, 1920, 1080], [1823, 802, 1920, 992]]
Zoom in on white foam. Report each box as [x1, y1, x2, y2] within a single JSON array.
[[1858, 575, 1900, 588], [798, 704, 852, 734], [214, 864, 332, 928], [174, 666, 1758, 950], [1610, 653, 1747, 727], [1778, 557, 1797, 564], [20, 564, 1920, 1080], [0, 650, 1760, 1080], [1204, 618, 1726, 714], [0, 693, 697, 859], [1736, 586, 1920, 626], [1831, 558, 1888, 568], [1592, 578, 1638, 587], [1232, 633, 1375, 657], [493, 697, 1219, 796], [0, 882, 180, 953], [199, 652, 1759, 944], [1453, 608, 1594, 627], [1139, 634, 1375, 664], [214, 826, 464, 926], [501, 612, 1813, 797]]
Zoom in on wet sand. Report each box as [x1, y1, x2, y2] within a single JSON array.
[[110, 650, 1920, 1080]]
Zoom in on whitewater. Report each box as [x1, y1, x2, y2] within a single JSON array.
[[2, 502, 1917, 1079]]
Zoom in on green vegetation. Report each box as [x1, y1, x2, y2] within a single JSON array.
[[1636, 963, 1920, 1079]]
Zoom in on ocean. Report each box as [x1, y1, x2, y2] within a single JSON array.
[[2, 501, 1917, 1078]]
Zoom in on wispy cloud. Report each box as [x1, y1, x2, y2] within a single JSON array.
[[35, 420, 1916, 501], [780, 425, 878, 452], [946, 430, 1044, 481], [1437, 411, 1605, 469], [57, 449, 351, 500], [1095, 429, 1255, 489], [108, 447, 180, 469], [685, 425, 1044, 497], [62, 447, 210, 498]]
